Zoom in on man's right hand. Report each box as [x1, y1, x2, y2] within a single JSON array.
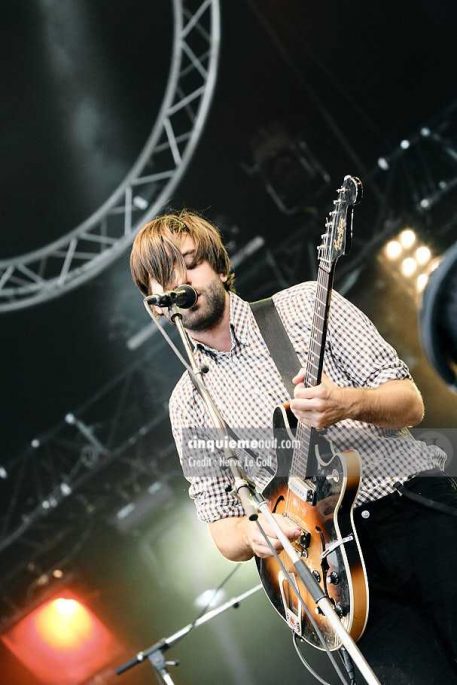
[[242, 513, 302, 558], [209, 513, 301, 561]]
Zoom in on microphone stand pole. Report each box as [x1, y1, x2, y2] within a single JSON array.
[[170, 307, 258, 519]]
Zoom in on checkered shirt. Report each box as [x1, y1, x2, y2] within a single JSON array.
[[169, 282, 447, 523]]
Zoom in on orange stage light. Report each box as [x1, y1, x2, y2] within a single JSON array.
[[1, 592, 123, 685]]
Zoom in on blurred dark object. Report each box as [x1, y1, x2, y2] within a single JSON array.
[[420, 242, 457, 390], [245, 122, 331, 215]]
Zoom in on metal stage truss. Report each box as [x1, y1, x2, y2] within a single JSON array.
[[0, 0, 221, 312]]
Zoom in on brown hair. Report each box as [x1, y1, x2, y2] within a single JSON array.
[[130, 210, 235, 295]]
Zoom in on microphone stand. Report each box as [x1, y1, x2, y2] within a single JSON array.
[[145, 301, 380, 685], [116, 585, 262, 682]]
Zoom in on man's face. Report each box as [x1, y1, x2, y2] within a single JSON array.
[[149, 236, 228, 332]]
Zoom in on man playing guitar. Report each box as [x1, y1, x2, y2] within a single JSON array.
[[130, 208, 457, 683]]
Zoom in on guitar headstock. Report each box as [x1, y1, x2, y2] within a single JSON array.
[[318, 175, 363, 272]]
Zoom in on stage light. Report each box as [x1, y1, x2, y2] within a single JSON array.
[[400, 139, 410, 150], [415, 245, 431, 266], [0, 466, 7, 479], [384, 240, 402, 260], [65, 413, 75, 425], [133, 195, 148, 209], [416, 273, 429, 292], [194, 588, 226, 609], [1, 592, 122, 685], [31, 439, 40, 448], [399, 228, 416, 249], [36, 598, 93, 648], [60, 482, 72, 496], [401, 257, 417, 277]]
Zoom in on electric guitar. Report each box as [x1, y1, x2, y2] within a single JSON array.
[[257, 175, 369, 651]]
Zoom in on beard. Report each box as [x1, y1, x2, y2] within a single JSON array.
[[180, 277, 227, 332]]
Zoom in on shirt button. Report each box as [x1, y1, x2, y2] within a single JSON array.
[[361, 510, 370, 519]]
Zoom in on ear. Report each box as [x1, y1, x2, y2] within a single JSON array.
[[220, 273, 228, 283]]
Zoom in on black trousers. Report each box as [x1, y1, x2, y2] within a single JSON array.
[[353, 473, 457, 684]]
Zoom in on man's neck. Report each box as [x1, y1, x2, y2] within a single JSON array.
[[187, 293, 232, 352]]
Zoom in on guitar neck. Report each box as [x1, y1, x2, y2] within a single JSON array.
[[303, 265, 335, 388], [287, 175, 361, 482]]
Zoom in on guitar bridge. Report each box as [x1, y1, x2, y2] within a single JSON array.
[[278, 570, 303, 636]]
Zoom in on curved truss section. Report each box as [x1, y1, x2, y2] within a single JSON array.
[[0, 0, 220, 312]]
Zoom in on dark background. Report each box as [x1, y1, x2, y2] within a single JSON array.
[[1, 1, 457, 683]]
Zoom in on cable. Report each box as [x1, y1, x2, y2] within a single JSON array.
[[339, 647, 357, 685], [293, 632, 332, 685]]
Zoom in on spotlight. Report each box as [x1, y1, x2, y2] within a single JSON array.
[[194, 588, 226, 609], [133, 195, 148, 210], [65, 413, 75, 425], [401, 257, 417, 277], [0, 466, 7, 479], [384, 240, 402, 260], [415, 246, 431, 266], [399, 228, 416, 249], [31, 439, 40, 449], [400, 139, 410, 150]]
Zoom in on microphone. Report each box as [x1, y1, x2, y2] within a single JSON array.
[[145, 285, 198, 309]]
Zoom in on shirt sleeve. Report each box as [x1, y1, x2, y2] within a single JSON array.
[[327, 289, 412, 387], [169, 384, 245, 523]]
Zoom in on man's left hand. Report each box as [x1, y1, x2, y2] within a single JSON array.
[[290, 371, 346, 429]]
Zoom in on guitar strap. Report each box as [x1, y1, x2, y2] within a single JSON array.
[[250, 297, 300, 398]]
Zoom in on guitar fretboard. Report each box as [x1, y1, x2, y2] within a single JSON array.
[[289, 267, 335, 481]]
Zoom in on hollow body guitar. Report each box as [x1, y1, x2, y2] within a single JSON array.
[[256, 176, 369, 651]]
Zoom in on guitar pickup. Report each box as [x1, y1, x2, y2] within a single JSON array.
[[289, 476, 317, 506]]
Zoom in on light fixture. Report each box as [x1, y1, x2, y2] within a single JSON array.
[[399, 228, 416, 249], [401, 257, 417, 277], [415, 246, 431, 266], [384, 240, 402, 260]]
